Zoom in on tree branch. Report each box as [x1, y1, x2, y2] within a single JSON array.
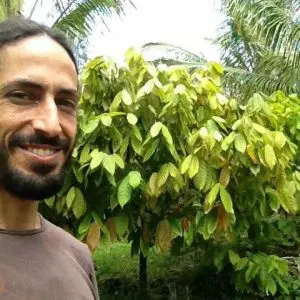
[[52, 0, 78, 26], [29, 0, 40, 19]]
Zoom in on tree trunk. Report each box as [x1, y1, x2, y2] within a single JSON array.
[[139, 251, 149, 298]]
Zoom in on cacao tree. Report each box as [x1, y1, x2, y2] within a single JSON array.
[[45, 49, 300, 297]]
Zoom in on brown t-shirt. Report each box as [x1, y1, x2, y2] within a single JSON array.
[[0, 215, 99, 300]]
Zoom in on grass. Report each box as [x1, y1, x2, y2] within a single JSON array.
[[93, 241, 201, 282], [92, 241, 213, 300], [92, 242, 270, 300]]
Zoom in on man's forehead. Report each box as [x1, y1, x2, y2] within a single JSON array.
[[0, 35, 77, 74], [0, 35, 78, 89]]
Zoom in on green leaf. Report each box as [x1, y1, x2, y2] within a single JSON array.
[[169, 218, 182, 237], [208, 95, 218, 110], [66, 186, 76, 209], [168, 144, 180, 162], [235, 257, 249, 271], [109, 91, 122, 111], [157, 164, 170, 187], [45, 196, 55, 208], [120, 136, 130, 158], [131, 135, 143, 155], [72, 188, 87, 219], [220, 186, 234, 214], [113, 154, 125, 169], [90, 150, 104, 170], [111, 125, 123, 152], [221, 132, 236, 151], [117, 176, 133, 208], [101, 115, 112, 127], [206, 214, 217, 234], [204, 183, 220, 213], [143, 139, 159, 162], [181, 154, 193, 174], [79, 144, 90, 164], [234, 133, 247, 153], [274, 132, 286, 149], [122, 90, 132, 105], [252, 123, 267, 134], [279, 187, 297, 214], [264, 144, 277, 170], [212, 62, 223, 74], [168, 163, 179, 178], [102, 155, 116, 175], [174, 84, 186, 94], [188, 155, 199, 179], [115, 212, 129, 237], [143, 79, 155, 94], [81, 119, 99, 134], [128, 171, 142, 188], [150, 122, 163, 138], [266, 277, 277, 296], [193, 160, 207, 191], [78, 214, 93, 235], [132, 125, 143, 142], [127, 113, 138, 125], [232, 120, 242, 130], [228, 250, 240, 266], [245, 262, 255, 283], [161, 125, 173, 144]]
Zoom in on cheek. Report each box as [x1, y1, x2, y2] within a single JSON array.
[[60, 114, 77, 143]]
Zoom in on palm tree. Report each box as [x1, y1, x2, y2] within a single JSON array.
[[0, 0, 134, 66], [1, 0, 133, 38], [0, 0, 23, 19], [141, 42, 206, 67], [218, 0, 300, 100]]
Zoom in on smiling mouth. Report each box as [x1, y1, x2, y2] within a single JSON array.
[[18, 146, 60, 156]]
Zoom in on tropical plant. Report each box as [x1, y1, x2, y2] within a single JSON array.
[[0, 0, 133, 67], [43, 49, 300, 297], [0, 0, 23, 19], [141, 42, 206, 68], [218, 0, 300, 100], [2, 0, 132, 37]]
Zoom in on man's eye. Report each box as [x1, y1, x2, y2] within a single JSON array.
[[8, 92, 32, 101], [58, 99, 76, 109]]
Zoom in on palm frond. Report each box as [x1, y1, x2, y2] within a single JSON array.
[[0, 0, 23, 20], [53, 0, 132, 39], [141, 42, 206, 66], [223, 62, 300, 101], [223, 0, 300, 67], [218, 0, 300, 100]]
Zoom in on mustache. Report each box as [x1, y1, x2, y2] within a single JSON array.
[[8, 132, 70, 150]]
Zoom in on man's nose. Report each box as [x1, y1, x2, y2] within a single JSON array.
[[31, 97, 62, 137]]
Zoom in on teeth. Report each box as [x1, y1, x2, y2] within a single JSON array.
[[27, 148, 55, 156]]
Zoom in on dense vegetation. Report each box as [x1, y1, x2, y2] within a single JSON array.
[[43, 49, 300, 298]]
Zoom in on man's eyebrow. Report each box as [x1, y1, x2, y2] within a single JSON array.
[[0, 79, 78, 96], [1, 79, 43, 90]]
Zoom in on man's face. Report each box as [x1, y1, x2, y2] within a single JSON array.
[[0, 35, 78, 200]]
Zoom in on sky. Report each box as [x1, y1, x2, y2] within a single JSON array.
[[88, 0, 223, 62], [23, 0, 224, 63]]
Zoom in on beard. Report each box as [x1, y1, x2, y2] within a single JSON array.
[[0, 132, 73, 201]]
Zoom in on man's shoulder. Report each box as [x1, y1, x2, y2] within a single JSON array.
[[42, 216, 91, 264]]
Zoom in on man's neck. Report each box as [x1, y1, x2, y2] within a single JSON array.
[[0, 189, 40, 231]]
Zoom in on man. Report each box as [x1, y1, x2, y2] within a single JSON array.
[[0, 17, 99, 299]]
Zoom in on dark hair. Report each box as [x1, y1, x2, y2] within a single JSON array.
[[0, 17, 78, 73]]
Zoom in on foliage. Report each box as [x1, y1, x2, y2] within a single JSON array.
[[218, 0, 300, 100], [44, 50, 300, 297], [0, 0, 23, 19], [141, 42, 206, 68], [0, 0, 133, 68]]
